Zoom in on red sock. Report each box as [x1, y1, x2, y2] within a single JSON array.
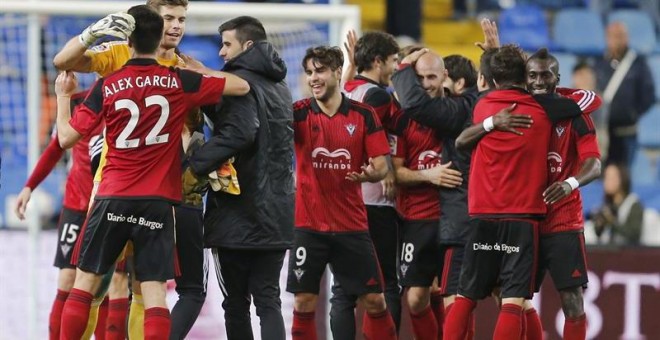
[[410, 305, 438, 340], [292, 310, 317, 340], [443, 297, 476, 340], [49, 289, 69, 340], [60, 288, 93, 340], [430, 292, 444, 338], [564, 314, 586, 340], [362, 310, 397, 340], [526, 308, 543, 340], [520, 309, 527, 339], [466, 311, 475, 340], [94, 296, 109, 340], [105, 298, 129, 340], [494, 303, 523, 340], [144, 307, 170, 340]]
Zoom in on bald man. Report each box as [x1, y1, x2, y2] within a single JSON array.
[[594, 21, 655, 167], [390, 49, 465, 339]]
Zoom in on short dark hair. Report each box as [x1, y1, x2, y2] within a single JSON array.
[[302, 46, 343, 71], [479, 48, 497, 89], [146, 0, 188, 10], [489, 44, 526, 87], [444, 55, 477, 88], [218, 16, 267, 45], [128, 5, 164, 54], [572, 59, 592, 74], [354, 31, 399, 73], [527, 47, 559, 74]]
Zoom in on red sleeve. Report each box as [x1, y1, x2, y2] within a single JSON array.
[[69, 103, 104, 137], [572, 114, 600, 161], [391, 133, 406, 158], [24, 135, 65, 189], [556, 88, 602, 114], [178, 69, 226, 108], [365, 129, 390, 158]]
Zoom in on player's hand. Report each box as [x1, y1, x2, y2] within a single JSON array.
[[55, 71, 78, 97], [346, 159, 379, 183], [424, 162, 463, 188], [180, 54, 209, 74], [543, 181, 572, 204], [382, 170, 397, 200], [14, 187, 32, 220], [401, 48, 429, 65], [343, 29, 358, 66], [492, 104, 533, 135], [79, 12, 135, 48], [475, 18, 500, 51]]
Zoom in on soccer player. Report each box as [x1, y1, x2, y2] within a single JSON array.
[[527, 49, 602, 340], [54, 5, 247, 340], [331, 30, 401, 338], [53, 1, 246, 338], [287, 46, 396, 340], [446, 45, 583, 340], [390, 50, 464, 340], [14, 91, 104, 340], [185, 16, 295, 340]]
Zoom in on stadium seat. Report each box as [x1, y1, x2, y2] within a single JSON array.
[[515, 0, 586, 10], [553, 9, 606, 55], [553, 52, 578, 87], [498, 5, 551, 51], [178, 36, 224, 71], [631, 151, 656, 185], [648, 54, 660, 100], [608, 10, 657, 55], [638, 104, 660, 149]]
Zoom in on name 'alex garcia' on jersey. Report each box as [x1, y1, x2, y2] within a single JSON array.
[[104, 74, 180, 97]]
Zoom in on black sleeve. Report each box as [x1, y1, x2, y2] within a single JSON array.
[[533, 94, 583, 123], [177, 68, 203, 93], [571, 114, 596, 137], [188, 94, 259, 176], [391, 65, 472, 137], [81, 79, 105, 114]]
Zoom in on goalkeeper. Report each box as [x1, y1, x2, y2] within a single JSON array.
[[53, 1, 248, 339]]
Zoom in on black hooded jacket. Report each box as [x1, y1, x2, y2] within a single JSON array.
[[189, 41, 294, 250]]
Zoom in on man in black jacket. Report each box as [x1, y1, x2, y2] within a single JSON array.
[[187, 16, 294, 340]]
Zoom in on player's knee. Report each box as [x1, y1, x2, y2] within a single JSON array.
[[294, 293, 318, 312], [406, 287, 430, 313], [559, 286, 584, 318], [359, 293, 387, 314], [58, 268, 76, 291]]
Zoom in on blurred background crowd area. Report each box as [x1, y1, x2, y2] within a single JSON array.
[[1, 0, 659, 247]]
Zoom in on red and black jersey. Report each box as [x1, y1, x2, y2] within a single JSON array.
[[293, 95, 390, 233], [468, 88, 582, 218], [391, 112, 442, 221], [543, 89, 601, 234], [70, 58, 226, 202]]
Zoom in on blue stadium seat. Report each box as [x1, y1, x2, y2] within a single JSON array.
[[638, 104, 660, 149], [648, 54, 660, 100], [498, 5, 551, 51], [608, 10, 657, 55], [553, 52, 578, 87], [516, 0, 586, 9], [178, 36, 223, 71], [631, 151, 656, 185], [553, 9, 606, 55]]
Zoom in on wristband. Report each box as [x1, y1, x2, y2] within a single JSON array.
[[564, 177, 580, 191], [483, 116, 495, 132]]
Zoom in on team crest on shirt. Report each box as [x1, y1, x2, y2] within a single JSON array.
[[60, 244, 72, 257], [345, 123, 357, 136], [293, 268, 305, 282], [555, 125, 566, 137], [400, 264, 409, 277]]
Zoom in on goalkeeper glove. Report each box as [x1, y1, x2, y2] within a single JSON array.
[[79, 12, 135, 48]]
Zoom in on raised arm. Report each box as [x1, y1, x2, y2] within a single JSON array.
[[179, 55, 250, 96], [54, 72, 83, 148], [53, 12, 134, 71], [455, 103, 533, 150]]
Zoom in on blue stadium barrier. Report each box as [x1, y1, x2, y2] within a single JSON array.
[[498, 5, 552, 51], [553, 52, 578, 87], [553, 9, 606, 55], [608, 10, 657, 55], [648, 54, 660, 100]]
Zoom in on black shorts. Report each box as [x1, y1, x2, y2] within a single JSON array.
[[399, 220, 441, 287], [438, 244, 465, 296], [53, 208, 87, 269], [75, 199, 176, 282], [535, 231, 589, 291], [458, 218, 538, 300], [286, 229, 383, 296]]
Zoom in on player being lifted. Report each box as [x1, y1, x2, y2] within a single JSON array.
[[53, 5, 247, 340], [287, 46, 396, 340]]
